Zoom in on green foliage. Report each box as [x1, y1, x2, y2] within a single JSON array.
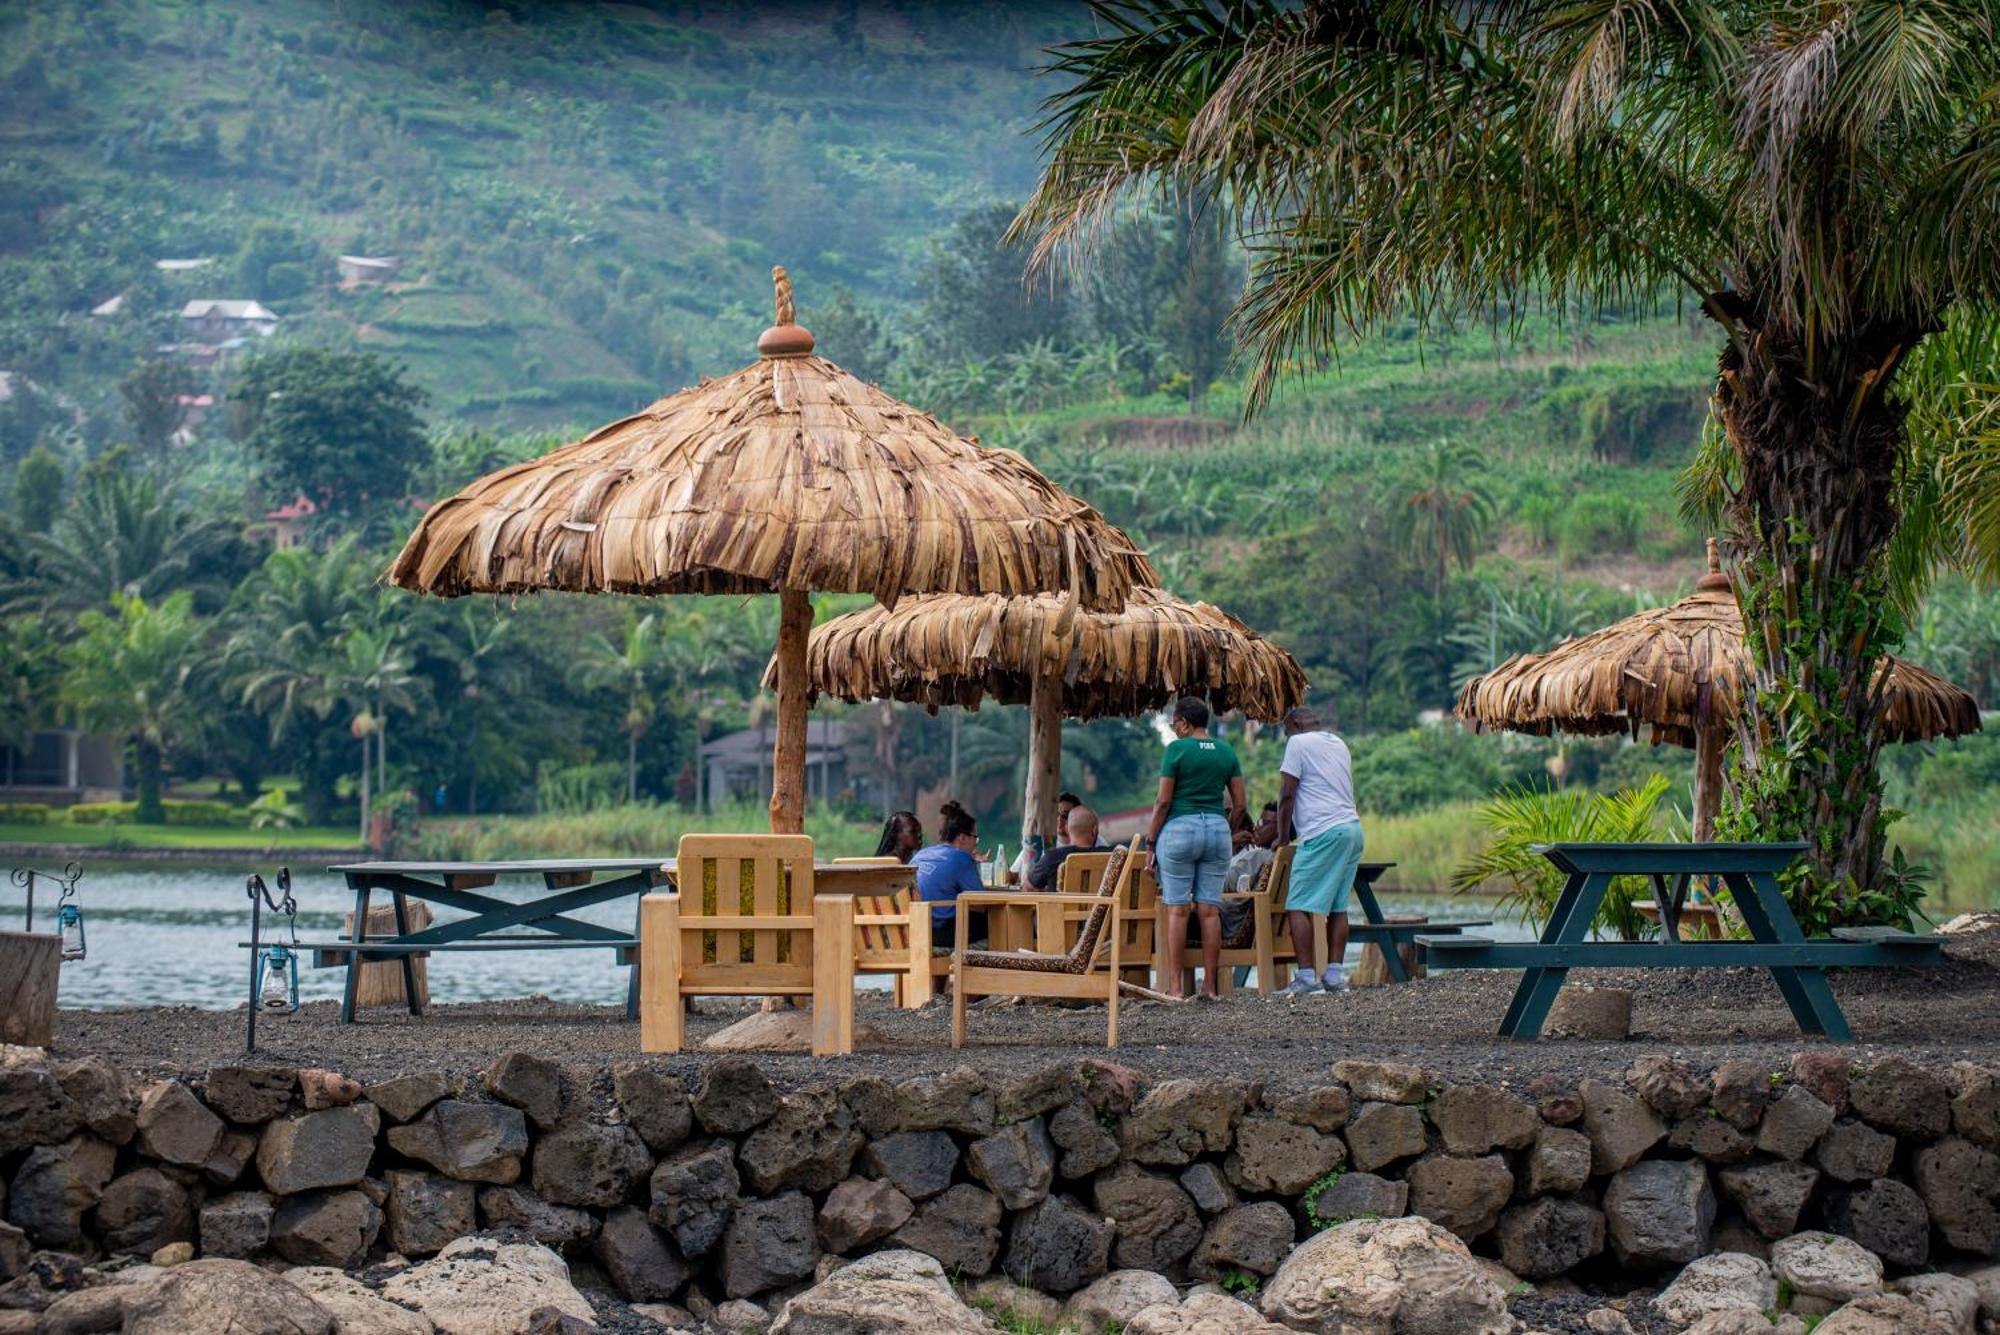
[[1453, 776, 1674, 940], [10, 445, 65, 530], [66, 798, 247, 826], [1218, 1268, 1261, 1299], [228, 349, 429, 515], [1301, 1165, 1352, 1232], [534, 762, 626, 816], [414, 800, 878, 862], [61, 591, 209, 823], [0, 802, 53, 824], [1557, 493, 1643, 563], [119, 358, 194, 462], [1347, 728, 1540, 818]]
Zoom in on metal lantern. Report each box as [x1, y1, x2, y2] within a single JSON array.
[[257, 944, 299, 1012], [56, 901, 85, 961]]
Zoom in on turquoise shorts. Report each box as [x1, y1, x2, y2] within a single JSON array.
[[1288, 821, 1364, 916]]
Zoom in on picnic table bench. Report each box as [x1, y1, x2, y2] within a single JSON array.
[[1416, 842, 1944, 1041], [239, 857, 920, 1045], [1346, 861, 1489, 983]]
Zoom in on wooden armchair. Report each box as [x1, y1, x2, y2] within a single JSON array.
[[950, 840, 1168, 1048], [1056, 852, 1114, 894], [640, 834, 854, 1055], [834, 857, 943, 1008], [1156, 843, 1299, 994]]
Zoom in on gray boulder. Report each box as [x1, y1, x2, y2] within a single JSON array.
[[530, 1121, 652, 1208], [1770, 1230, 1884, 1302], [202, 1066, 296, 1125], [1228, 1116, 1346, 1196], [1431, 1084, 1540, 1156], [965, 1119, 1056, 1210], [891, 1184, 1003, 1276], [1190, 1201, 1294, 1280], [1003, 1195, 1112, 1294], [740, 1088, 866, 1195], [0, 1057, 81, 1156], [613, 1064, 692, 1153], [1310, 1170, 1407, 1225], [1121, 1078, 1248, 1166], [1046, 1101, 1120, 1179], [54, 1056, 136, 1145], [1344, 1101, 1426, 1173], [6, 1134, 115, 1248], [1092, 1166, 1202, 1270], [1524, 1125, 1593, 1197], [817, 1176, 913, 1254], [198, 1191, 274, 1260], [1817, 1119, 1897, 1183], [596, 1204, 690, 1302], [1717, 1160, 1820, 1239], [481, 1051, 567, 1130], [1849, 1056, 1951, 1139], [383, 1169, 475, 1256], [649, 1138, 740, 1258], [767, 1249, 994, 1334], [95, 1168, 193, 1256], [362, 1073, 448, 1124], [1655, 1252, 1778, 1328], [1580, 1079, 1667, 1175], [722, 1192, 820, 1298], [136, 1081, 226, 1168], [893, 1066, 995, 1136], [1916, 1136, 2000, 1255], [476, 1185, 598, 1246], [268, 1190, 381, 1269], [256, 1104, 381, 1195], [1758, 1086, 1836, 1161], [695, 1056, 782, 1135], [1407, 1154, 1513, 1241], [1824, 1178, 1929, 1268], [382, 1233, 595, 1332], [1496, 1197, 1605, 1279], [385, 1099, 529, 1184], [860, 1130, 959, 1201], [1332, 1061, 1428, 1104], [1603, 1158, 1714, 1266]]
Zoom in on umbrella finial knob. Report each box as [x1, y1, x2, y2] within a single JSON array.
[[1697, 537, 1730, 591], [758, 265, 816, 358]]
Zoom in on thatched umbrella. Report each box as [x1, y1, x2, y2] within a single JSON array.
[[790, 586, 1308, 849], [1456, 540, 1982, 840], [387, 268, 1156, 833]]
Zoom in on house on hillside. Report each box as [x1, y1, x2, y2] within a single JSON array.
[[264, 494, 319, 550], [90, 293, 127, 318], [699, 719, 878, 813], [155, 257, 214, 273], [1, 730, 125, 807], [180, 299, 280, 339], [337, 255, 401, 284]]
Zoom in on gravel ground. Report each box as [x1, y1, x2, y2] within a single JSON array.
[[50, 919, 2000, 1095]]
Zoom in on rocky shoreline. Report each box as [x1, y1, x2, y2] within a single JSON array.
[[7, 1040, 2000, 1333]]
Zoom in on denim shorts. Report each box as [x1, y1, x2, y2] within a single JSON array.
[[1156, 812, 1231, 907]]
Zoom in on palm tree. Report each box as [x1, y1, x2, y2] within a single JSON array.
[[61, 592, 208, 823], [332, 623, 423, 845], [446, 603, 520, 816], [1013, 2, 2000, 906], [1397, 441, 1496, 603], [571, 611, 670, 803], [225, 540, 375, 823], [20, 462, 235, 615]]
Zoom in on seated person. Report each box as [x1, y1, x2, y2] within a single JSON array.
[[911, 800, 987, 941], [1224, 801, 1281, 892], [1025, 804, 1112, 889], [874, 810, 924, 863], [1008, 791, 1083, 883]]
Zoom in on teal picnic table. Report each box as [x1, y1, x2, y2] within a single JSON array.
[[1417, 842, 1943, 1041], [1347, 861, 1488, 983]]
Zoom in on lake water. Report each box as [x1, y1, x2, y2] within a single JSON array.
[[0, 866, 1528, 1011]]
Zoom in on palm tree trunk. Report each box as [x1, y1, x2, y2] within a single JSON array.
[[1715, 319, 1914, 914], [467, 713, 480, 816], [134, 739, 165, 824], [626, 730, 638, 804]]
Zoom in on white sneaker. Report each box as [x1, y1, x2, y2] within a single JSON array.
[[1320, 966, 1349, 992], [1278, 973, 1324, 998]]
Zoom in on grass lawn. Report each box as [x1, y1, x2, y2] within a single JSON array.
[[0, 823, 360, 850]]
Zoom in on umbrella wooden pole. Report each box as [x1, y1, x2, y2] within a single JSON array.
[[1693, 724, 1724, 843], [1022, 673, 1062, 857], [769, 589, 813, 835]]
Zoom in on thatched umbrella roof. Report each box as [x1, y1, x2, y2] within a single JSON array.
[[387, 267, 1157, 832], [791, 587, 1307, 846], [1455, 540, 1981, 838], [794, 587, 1306, 720]]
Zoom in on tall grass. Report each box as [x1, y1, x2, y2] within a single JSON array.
[[1890, 798, 2000, 913], [1359, 801, 1496, 894], [411, 801, 882, 861]]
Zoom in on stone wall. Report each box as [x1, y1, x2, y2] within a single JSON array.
[[5, 1046, 2000, 1324]]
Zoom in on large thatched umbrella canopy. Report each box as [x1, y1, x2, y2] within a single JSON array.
[[1456, 541, 1981, 840], [791, 587, 1308, 848], [388, 268, 1157, 832]]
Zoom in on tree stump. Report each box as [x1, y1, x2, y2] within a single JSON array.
[[1351, 916, 1425, 987], [0, 931, 60, 1046], [336, 903, 432, 1009]]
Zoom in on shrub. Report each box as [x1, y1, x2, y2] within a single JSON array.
[[0, 802, 51, 824], [1558, 492, 1644, 561], [65, 799, 249, 827], [1452, 775, 1672, 939]]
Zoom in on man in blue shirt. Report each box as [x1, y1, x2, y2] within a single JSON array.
[[910, 799, 986, 941]]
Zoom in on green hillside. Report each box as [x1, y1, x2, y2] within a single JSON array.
[[0, 0, 1083, 430]]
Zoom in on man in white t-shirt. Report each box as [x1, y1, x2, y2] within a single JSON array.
[[1274, 706, 1364, 995]]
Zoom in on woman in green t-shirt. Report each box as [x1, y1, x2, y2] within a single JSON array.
[[1145, 697, 1246, 998]]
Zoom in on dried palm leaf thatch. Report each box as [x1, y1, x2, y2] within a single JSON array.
[[1456, 542, 1980, 746], [789, 586, 1309, 723], [384, 273, 1154, 608]]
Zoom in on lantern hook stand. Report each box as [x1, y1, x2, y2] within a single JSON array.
[[11, 861, 84, 957], [246, 868, 299, 1052]]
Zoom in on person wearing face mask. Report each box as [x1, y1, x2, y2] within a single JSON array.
[[1145, 697, 1245, 999]]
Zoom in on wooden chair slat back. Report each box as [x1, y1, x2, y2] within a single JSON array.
[[1267, 844, 1297, 914], [1075, 840, 1142, 969], [853, 889, 908, 954], [1057, 852, 1113, 895], [1121, 863, 1160, 961], [678, 834, 815, 971]]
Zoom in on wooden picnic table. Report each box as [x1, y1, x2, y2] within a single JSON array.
[[1417, 842, 1944, 1041], [240, 858, 916, 1036]]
